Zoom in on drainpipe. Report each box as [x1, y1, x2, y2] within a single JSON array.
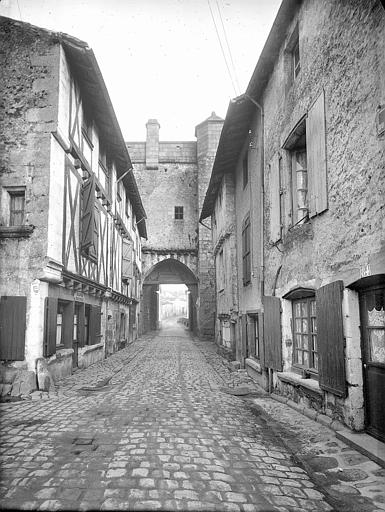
[[244, 94, 264, 300], [244, 94, 270, 391]]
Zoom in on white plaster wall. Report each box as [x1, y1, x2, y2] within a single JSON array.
[[47, 136, 65, 264], [24, 279, 49, 371]]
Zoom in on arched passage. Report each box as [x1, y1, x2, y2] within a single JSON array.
[[141, 258, 198, 334]]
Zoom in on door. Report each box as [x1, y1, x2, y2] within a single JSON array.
[[73, 304, 81, 368], [359, 285, 385, 441]]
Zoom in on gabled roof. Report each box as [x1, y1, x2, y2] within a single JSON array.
[[1, 16, 147, 239], [200, 0, 302, 221]]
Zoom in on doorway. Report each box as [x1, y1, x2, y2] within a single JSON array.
[[359, 284, 385, 441]]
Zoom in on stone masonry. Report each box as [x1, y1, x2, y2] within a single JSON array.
[[127, 114, 224, 338]]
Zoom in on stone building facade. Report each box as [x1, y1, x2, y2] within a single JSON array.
[[127, 114, 223, 337], [0, 17, 146, 394], [201, 0, 385, 440]]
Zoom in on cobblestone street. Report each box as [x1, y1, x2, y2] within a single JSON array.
[[0, 330, 384, 511]]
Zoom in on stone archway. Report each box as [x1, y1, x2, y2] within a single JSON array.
[[141, 258, 198, 334]]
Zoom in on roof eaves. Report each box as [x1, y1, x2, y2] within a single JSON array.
[[200, 0, 301, 221]]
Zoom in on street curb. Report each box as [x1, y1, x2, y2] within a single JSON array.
[[269, 392, 346, 433]]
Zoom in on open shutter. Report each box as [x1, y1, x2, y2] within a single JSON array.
[[306, 90, 328, 217], [241, 315, 247, 361], [78, 303, 85, 348], [44, 297, 57, 357], [0, 296, 26, 361], [81, 174, 96, 253], [316, 281, 346, 397], [63, 302, 74, 349], [89, 305, 101, 345], [263, 296, 282, 369], [122, 239, 133, 280], [270, 154, 281, 242]]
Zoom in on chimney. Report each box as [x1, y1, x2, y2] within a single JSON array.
[[145, 119, 160, 169]]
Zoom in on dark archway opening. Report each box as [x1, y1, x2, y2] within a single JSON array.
[[141, 259, 198, 335]]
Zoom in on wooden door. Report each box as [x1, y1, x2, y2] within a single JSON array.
[[359, 285, 385, 442]]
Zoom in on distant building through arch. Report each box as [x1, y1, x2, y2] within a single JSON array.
[[126, 113, 223, 337]]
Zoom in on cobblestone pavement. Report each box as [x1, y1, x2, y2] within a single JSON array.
[[0, 331, 383, 512]]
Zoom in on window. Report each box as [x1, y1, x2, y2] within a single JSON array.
[[242, 215, 251, 286], [9, 190, 25, 226], [217, 249, 224, 292], [243, 152, 248, 189], [278, 156, 285, 239], [125, 194, 130, 218], [98, 143, 110, 194], [292, 149, 308, 224], [293, 297, 318, 371], [56, 303, 65, 347], [292, 38, 300, 79], [282, 117, 308, 226], [120, 312, 126, 340], [174, 206, 184, 220], [247, 314, 260, 359]]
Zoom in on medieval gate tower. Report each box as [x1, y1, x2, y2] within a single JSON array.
[[126, 113, 223, 338]]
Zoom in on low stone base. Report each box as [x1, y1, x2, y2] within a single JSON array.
[[78, 343, 104, 369]]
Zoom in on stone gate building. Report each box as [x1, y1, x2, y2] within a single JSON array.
[[127, 114, 223, 338]]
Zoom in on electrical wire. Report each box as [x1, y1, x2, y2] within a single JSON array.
[[215, 0, 241, 96], [207, 0, 238, 97]]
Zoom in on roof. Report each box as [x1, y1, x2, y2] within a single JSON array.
[[1, 16, 147, 239], [200, 0, 301, 221]]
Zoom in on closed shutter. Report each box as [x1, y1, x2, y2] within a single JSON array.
[[122, 239, 133, 280], [306, 90, 328, 217], [270, 154, 281, 242], [0, 296, 26, 361], [316, 281, 346, 397], [263, 296, 282, 370], [89, 305, 101, 345], [81, 174, 96, 256], [44, 297, 57, 357]]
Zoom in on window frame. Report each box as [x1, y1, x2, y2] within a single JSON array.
[[174, 206, 184, 220], [242, 214, 251, 286], [292, 296, 318, 373], [243, 152, 248, 189], [8, 189, 26, 226]]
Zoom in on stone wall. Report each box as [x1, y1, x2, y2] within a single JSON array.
[[263, 0, 385, 294], [128, 114, 223, 338], [0, 19, 60, 297]]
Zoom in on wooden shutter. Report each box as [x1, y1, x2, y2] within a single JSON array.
[[270, 154, 281, 242], [0, 296, 26, 361], [316, 281, 346, 397], [306, 90, 328, 217], [44, 297, 57, 357], [241, 315, 247, 361], [63, 301, 74, 349], [81, 174, 96, 253], [89, 305, 101, 345], [122, 239, 133, 280], [78, 303, 85, 348], [263, 296, 282, 370]]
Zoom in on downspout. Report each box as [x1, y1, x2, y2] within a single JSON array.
[[244, 94, 264, 300], [244, 94, 270, 392]]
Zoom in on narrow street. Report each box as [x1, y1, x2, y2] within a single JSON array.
[[0, 329, 384, 511]]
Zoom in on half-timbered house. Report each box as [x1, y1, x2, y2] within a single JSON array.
[[0, 17, 147, 390]]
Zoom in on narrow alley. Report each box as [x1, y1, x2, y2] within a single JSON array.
[[1, 330, 384, 512]]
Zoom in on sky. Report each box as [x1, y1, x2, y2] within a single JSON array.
[[0, 0, 281, 141]]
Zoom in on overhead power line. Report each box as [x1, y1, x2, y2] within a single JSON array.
[[207, 0, 240, 97], [215, 0, 241, 95]]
